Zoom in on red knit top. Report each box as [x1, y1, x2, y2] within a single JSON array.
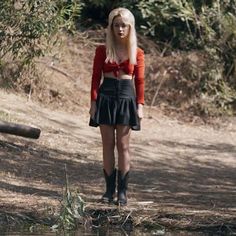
[[90, 45, 145, 104]]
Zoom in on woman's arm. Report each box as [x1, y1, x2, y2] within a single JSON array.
[[90, 45, 106, 118], [90, 45, 106, 102], [134, 48, 145, 118]]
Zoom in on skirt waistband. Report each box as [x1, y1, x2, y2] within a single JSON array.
[[103, 77, 133, 84], [100, 77, 135, 98]]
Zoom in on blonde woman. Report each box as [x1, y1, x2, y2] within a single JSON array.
[[89, 7, 145, 206]]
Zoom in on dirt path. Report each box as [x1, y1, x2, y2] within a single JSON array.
[[0, 90, 236, 232]]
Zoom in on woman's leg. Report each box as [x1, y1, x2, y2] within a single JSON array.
[[116, 125, 131, 205], [116, 125, 131, 174], [100, 125, 116, 175], [99, 125, 116, 202]]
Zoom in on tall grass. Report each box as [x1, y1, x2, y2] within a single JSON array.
[[52, 164, 85, 231]]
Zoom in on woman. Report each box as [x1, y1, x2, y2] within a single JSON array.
[[89, 7, 145, 206]]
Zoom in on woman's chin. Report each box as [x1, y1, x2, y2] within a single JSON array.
[[116, 35, 128, 41]]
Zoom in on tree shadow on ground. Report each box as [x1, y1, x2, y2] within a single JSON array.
[[131, 139, 236, 211], [0, 139, 102, 199], [0, 136, 236, 231]]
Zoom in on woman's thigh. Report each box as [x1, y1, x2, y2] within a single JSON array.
[[116, 125, 131, 149], [100, 125, 115, 147]]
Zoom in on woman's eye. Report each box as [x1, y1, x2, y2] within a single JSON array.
[[114, 23, 128, 28]]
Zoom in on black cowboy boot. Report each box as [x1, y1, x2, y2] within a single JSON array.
[[101, 169, 116, 203], [117, 170, 129, 206]]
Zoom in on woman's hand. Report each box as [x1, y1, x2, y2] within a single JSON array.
[[89, 101, 97, 118], [137, 104, 144, 119]]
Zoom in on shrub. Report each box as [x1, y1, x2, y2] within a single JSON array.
[[0, 0, 82, 87]]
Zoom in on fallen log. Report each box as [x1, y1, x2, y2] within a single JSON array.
[[0, 121, 41, 139]]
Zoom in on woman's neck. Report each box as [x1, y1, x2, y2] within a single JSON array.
[[115, 44, 128, 52], [115, 39, 128, 50]]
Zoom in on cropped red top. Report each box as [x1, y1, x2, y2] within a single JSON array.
[[90, 45, 145, 104]]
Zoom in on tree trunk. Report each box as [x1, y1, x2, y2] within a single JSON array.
[[0, 121, 41, 139]]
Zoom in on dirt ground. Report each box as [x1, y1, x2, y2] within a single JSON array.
[[0, 32, 236, 233]]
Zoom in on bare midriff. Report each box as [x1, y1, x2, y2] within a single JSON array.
[[104, 71, 132, 80]]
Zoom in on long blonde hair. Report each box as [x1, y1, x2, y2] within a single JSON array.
[[105, 8, 137, 65]]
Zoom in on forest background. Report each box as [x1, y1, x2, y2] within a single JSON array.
[[1, 0, 236, 118]]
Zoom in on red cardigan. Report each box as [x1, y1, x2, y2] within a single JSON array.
[[90, 45, 145, 104]]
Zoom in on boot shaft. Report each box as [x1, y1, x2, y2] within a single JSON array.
[[117, 170, 129, 206], [103, 169, 116, 191], [118, 170, 129, 192], [102, 169, 117, 203]]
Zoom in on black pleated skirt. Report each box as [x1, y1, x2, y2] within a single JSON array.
[[89, 77, 140, 130]]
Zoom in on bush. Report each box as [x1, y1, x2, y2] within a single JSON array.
[[137, 0, 236, 115], [0, 0, 82, 87]]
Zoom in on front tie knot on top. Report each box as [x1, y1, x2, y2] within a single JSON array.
[[110, 61, 129, 77]]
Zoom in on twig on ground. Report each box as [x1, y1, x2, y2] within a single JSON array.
[[36, 60, 75, 81]]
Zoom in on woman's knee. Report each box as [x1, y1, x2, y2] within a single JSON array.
[[117, 140, 129, 153]]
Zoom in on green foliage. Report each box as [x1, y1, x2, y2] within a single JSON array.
[[78, 0, 141, 27], [201, 14, 236, 114], [1, 0, 236, 115], [137, 0, 236, 115], [52, 165, 85, 231], [0, 0, 82, 75], [54, 189, 85, 231]]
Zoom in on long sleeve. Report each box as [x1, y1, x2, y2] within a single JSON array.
[[90, 45, 106, 101], [134, 48, 145, 104]]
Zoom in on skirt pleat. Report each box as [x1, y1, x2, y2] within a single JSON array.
[[89, 78, 140, 130]]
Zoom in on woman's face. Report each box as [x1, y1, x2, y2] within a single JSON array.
[[112, 16, 130, 41]]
